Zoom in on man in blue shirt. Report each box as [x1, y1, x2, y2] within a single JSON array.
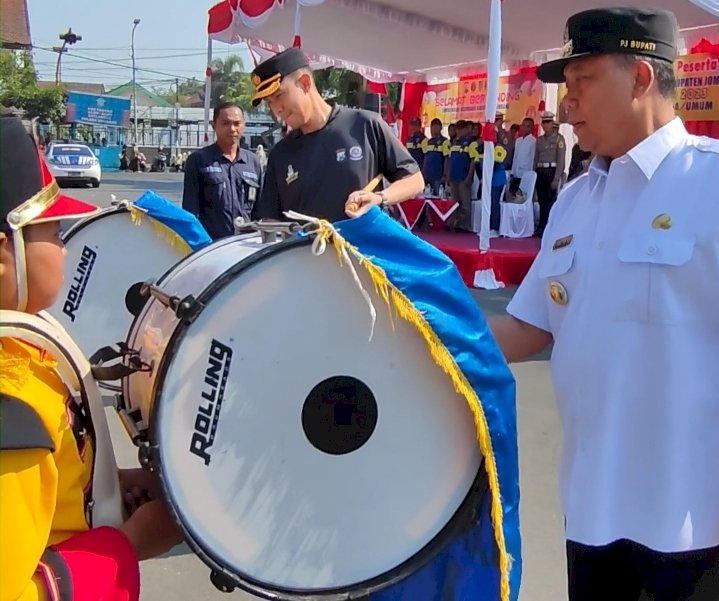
[[445, 120, 474, 231], [405, 117, 425, 168], [420, 118, 448, 196], [182, 102, 263, 239]]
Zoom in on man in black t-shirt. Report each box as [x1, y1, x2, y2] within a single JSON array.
[[250, 49, 424, 222]]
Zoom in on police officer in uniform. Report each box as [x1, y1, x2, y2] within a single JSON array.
[[533, 110, 565, 236], [420, 118, 449, 195], [489, 8, 719, 600], [405, 117, 426, 169], [183, 102, 262, 239], [250, 49, 424, 222], [444, 120, 474, 230]]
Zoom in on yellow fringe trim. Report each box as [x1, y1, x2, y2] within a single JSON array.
[[315, 221, 511, 601], [128, 206, 192, 255]]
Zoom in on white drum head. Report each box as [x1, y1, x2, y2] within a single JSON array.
[[47, 207, 189, 358], [123, 234, 270, 428], [153, 238, 483, 596]]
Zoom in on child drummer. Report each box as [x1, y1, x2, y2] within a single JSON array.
[[0, 110, 183, 600]]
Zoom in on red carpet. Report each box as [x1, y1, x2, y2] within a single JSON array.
[[418, 232, 540, 288]]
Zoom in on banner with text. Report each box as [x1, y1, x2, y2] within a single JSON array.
[[421, 70, 542, 127], [66, 92, 131, 127], [674, 53, 719, 121]]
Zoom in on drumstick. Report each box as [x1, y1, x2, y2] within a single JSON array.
[[346, 175, 384, 217], [363, 174, 383, 193]]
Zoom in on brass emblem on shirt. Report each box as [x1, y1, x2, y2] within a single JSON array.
[[549, 281, 568, 305], [286, 164, 298, 184], [552, 234, 573, 250], [651, 213, 671, 230]]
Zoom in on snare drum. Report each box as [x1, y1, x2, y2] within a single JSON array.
[[47, 204, 191, 358], [121, 234, 485, 599]]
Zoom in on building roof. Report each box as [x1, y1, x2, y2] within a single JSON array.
[[38, 81, 107, 95], [1, 0, 32, 49], [106, 81, 173, 108]]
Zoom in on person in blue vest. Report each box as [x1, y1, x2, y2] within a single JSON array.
[[420, 118, 449, 196], [448, 122, 458, 145], [490, 145, 508, 234], [445, 120, 474, 231], [405, 117, 426, 169]]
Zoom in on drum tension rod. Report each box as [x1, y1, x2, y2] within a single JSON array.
[[140, 282, 202, 322], [234, 218, 310, 236]]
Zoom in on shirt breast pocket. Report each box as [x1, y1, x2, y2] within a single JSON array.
[[616, 234, 699, 326], [537, 245, 577, 333], [239, 173, 260, 206], [203, 172, 226, 204]]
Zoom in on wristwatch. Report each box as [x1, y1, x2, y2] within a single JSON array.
[[378, 193, 389, 210]]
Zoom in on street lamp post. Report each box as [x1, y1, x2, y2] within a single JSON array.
[[54, 28, 82, 84], [131, 19, 141, 145]]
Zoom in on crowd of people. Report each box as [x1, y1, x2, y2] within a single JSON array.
[[405, 111, 593, 236]]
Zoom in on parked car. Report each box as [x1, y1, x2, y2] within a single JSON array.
[[45, 143, 101, 188]]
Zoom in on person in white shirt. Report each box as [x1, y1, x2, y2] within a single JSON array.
[[489, 7, 719, 601], [507, 117, 536, 197]]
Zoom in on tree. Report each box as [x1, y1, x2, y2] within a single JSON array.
[[313, 67, 366, 107], [210, 55, 255, 110], [0, 52, 66, 123], [153, 77, 204, 105]]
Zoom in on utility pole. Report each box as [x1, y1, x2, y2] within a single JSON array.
[[131, 19, 141, 145], [54, 28, 82, 84], [174, 77, 181, 152]]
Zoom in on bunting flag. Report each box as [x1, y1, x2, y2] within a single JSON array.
[[426, 198, 459, 223], [322, 206, 522, 601], [396, 199, 426, 230], [129, 190, 212, 252]]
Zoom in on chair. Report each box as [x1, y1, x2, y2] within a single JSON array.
[[499, 170, 537, 238], [470, 184, 506, 234]]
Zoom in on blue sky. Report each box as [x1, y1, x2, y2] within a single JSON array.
[[28, 0, 251, 92]]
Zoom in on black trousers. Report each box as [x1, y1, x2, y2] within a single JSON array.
[[535, 167, 557, 236], [567, 539, 719, 601]]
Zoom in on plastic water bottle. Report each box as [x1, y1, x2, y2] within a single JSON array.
[[424, 184, 431, 198]]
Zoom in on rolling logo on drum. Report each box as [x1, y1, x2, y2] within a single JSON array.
[[62, 245, 97, 322], [189, 338, 233, 466]]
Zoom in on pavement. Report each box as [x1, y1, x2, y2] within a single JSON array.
[[64, 172, 566, 601]]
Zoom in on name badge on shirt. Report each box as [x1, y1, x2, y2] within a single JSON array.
[[552, 234, 573, 250], [201, 165, 223, 173], [242, 171, 258, 180]]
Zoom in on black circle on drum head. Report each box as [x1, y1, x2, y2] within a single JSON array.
[[302, 375, 378, 455], [124, 281, 148, 317]]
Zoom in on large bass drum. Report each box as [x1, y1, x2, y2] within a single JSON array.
[[121, 235, 485, 600], [47, 203, 190, 359]]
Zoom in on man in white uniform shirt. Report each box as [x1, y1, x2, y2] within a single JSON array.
[[507, 117, 536, 198], [489, 7, 719, 601]]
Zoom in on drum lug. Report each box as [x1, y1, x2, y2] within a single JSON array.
[[137, 442, 158, 468], [140, 282, 202, 323], [174, 294, 202, 323], [209, 570, 236, 593]]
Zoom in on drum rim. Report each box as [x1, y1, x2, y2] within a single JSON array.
[[60, 204, 131, 243], [148, 234, 488, 600]]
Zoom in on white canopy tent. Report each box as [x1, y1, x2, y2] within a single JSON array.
[[205, 0, 719, 251]]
